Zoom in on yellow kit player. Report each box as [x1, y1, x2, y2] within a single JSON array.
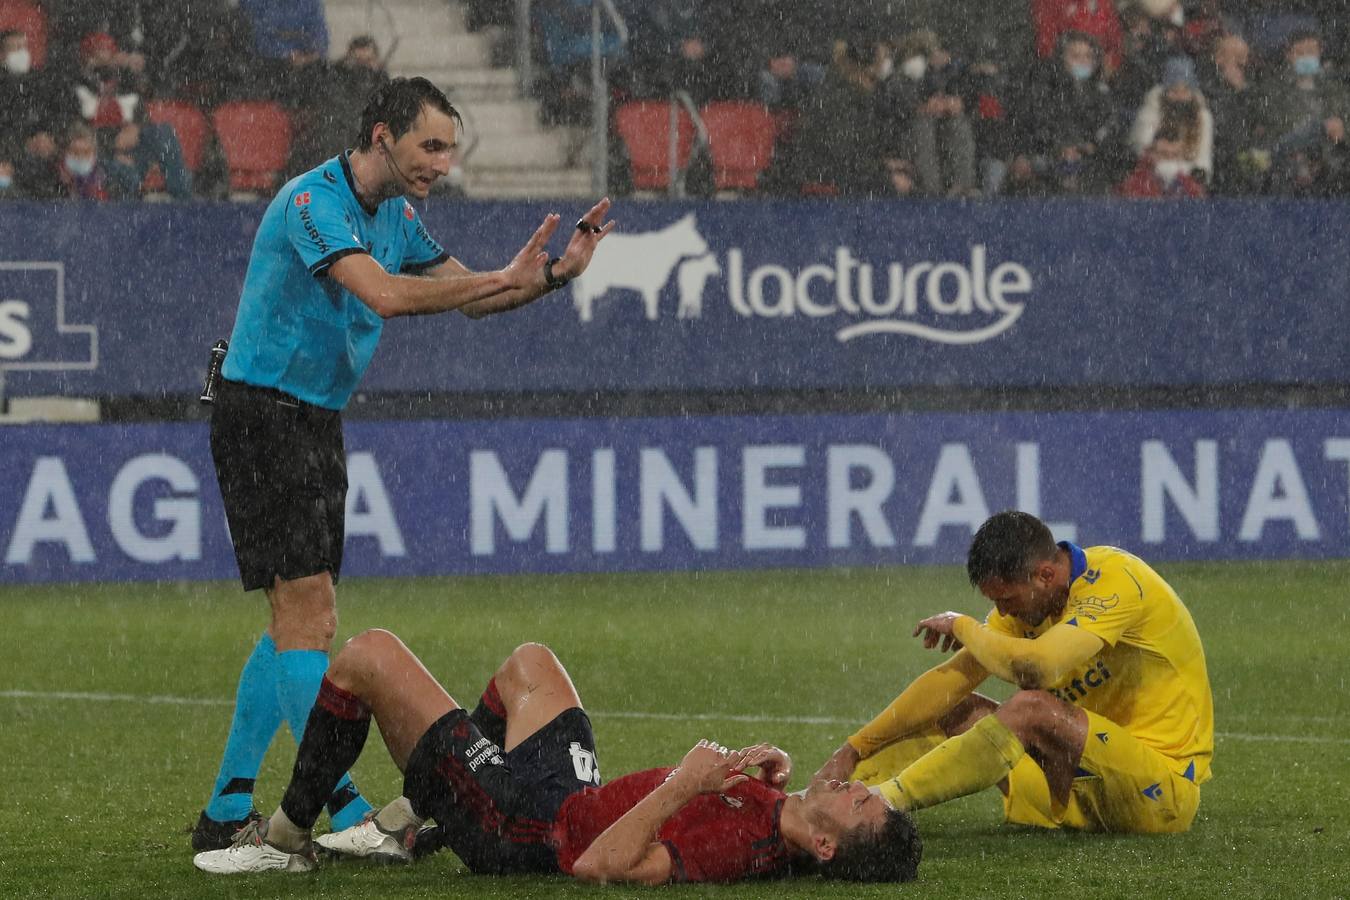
[[816, 510, 1213, 833]]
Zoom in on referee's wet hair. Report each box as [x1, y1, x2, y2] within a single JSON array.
[[356, 77, 462, 150]]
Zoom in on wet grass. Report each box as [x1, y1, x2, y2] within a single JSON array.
[[1, 560, 1347, 898]]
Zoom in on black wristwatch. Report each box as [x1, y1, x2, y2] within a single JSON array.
[[543, 257, 569, 291]]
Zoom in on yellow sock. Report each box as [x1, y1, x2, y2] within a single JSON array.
[[851, 728, 946, 787], [877, 716, 1025, 812]]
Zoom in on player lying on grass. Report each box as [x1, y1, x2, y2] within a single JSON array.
[[194, 629, 921, 883], [815, 510, 1214, 834]]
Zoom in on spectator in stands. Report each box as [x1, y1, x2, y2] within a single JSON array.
[[532, 0, 626, 125], [876, 29, 977, 197], [288, 35, 390, 176], [73, 31, 145, 130], [14, 129, 64, 199], [1018, 31, 1118, 194], [1112, 2, 1193, 127], [884, 156, 920, 196], [626, 1, 737, 104], [956, 29, 1022, 196], [1129, 56, 1213, 185], [1251, 28, 1350, 192], [1198, 32, 1259, 193], [764, 37, 889, 197], [759, 49, 825, 111], [44, 1, 195, 95], [1116, 124, 1208, 197], [744, 3, 830, 114], [0, 28, 77, 161], [164, 2, 257, 108], [57, 121, 109, 201], [1032, 0, 1123, 72], [71, 31, 192, 199]]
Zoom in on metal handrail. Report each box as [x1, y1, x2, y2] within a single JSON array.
[[669, 90, 709, 198], [592, 0, 630, 196], [515, 0, 532, 94], [362, 0, 401, 69], [596, 0, 630, 45]]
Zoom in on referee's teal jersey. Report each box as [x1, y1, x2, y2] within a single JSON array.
[[222, 152, 448, 409]]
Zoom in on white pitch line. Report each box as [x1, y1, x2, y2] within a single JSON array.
[[2, 689, 1347, 745]]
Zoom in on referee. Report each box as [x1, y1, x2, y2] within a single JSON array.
[[192, 76, 614, 850]]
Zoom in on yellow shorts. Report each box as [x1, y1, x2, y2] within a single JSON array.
[[1004, 711, 1200, 833]]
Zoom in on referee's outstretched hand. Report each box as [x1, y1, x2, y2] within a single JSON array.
[[554, 197, 616, 282]]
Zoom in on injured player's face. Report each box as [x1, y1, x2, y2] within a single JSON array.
[[802, 777, 893, 836], [979, 565, 1067, 626]]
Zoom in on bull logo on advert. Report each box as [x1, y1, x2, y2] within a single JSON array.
[[569, 215, 1032, 345]]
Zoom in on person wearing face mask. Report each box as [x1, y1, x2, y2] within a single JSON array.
[[875, 29, 977, 197], [57, 122, 109, 201], [1018, 31, 1117, 195], [1116, 125, 1206, 197], [66, 30, 193, 199], [1250, 28, 1350, 193], [1129, 56, 1214, 184], [0, 29, 78, 167]]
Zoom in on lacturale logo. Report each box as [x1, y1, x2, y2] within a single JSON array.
[[570, 214, 1033, 345]]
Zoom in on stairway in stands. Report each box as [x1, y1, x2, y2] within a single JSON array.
[[323, 0, 592, 199]]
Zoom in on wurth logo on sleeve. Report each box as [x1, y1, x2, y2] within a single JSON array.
[[294, 191, 312, 207]]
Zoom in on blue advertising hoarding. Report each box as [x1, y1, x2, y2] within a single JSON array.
[[0, 199, 1345, 398], [3, 407, 1347, 585]]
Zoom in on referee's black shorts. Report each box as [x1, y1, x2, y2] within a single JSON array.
[[210, 379, 346, 592]]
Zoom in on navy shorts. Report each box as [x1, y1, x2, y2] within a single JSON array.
[[209, 379, 346, 591], [402, 706, 601, 874]]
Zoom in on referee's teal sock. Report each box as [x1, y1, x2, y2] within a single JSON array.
[[276, 649, 374, 830], [205, 633, 282, 823]]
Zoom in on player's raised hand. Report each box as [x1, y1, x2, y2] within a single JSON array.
[[737, 743, 792, 788], [674, 740, 749, 794], [913, 611, 966, 653], [555, 197, 616, 279]]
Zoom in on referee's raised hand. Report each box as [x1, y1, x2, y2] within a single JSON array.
[[554, 197, 616, 279]]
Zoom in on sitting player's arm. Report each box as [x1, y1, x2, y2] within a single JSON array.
[[950, 618, 1104, 689], [572, 741, 747, 885]]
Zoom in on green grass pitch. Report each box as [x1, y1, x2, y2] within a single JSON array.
[[1, 560, 1347, 898]]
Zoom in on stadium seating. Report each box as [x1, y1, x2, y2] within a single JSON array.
[[699, 102, 776, 191], [614, 101, 695, 191], [212, 101, 292, 194], [0, 0, 46, 68], [147, 100, 211, 173]]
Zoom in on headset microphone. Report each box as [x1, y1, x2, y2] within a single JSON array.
[[377, 134, 417, 190]]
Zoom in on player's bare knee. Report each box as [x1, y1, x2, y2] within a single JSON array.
[[498, 642, 563, 687], [995, 690, 1060, 745], [342, 627, 400, 661]]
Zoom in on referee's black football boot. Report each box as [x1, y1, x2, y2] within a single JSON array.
[[190, 808, 266, 852]]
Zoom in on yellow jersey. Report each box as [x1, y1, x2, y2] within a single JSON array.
[[987, 543, 1214, 784]]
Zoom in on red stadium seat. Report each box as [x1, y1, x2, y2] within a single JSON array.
[[212, 101, 292, 193], [614, 101, 694, 191], [0, 0, 47, 69], [146, 99, 210, 172], [699, 102, 776, 191]]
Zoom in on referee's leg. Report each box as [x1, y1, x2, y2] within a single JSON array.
[[269, 573, 337, 651]]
